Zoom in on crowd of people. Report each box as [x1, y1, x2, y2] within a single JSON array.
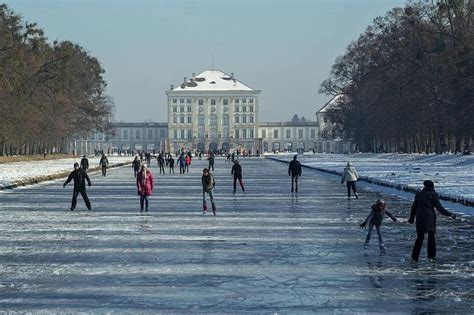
[[62, 151, 458, 263]]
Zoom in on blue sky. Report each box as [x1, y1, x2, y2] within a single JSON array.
[[5, 0, 407, 122]]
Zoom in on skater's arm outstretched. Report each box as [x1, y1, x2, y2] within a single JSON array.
[[63, 172, 73, 187], [385, 209, 397, 222], [408, 197, 417, 224], [432, 194, 456, 219]]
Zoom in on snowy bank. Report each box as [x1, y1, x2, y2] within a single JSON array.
[[268, 153, 474, 208], [0, 156, 133, 190]]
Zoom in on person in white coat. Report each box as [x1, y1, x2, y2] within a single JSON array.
[[341, 161, 359, 199]]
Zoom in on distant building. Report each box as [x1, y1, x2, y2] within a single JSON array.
[[71, 122, 168, 155], [258, 117, 318, 153], [315, 95, 353, 153], [166, 70, 261, 153]]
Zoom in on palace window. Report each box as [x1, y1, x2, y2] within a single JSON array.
[[299, 129, 303, 139], [198, 99, 204, 105], [286, 130, 291, 139]]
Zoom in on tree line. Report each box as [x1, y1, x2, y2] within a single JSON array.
[[320, 0, 473, 153], [0, 4, 113, 156]]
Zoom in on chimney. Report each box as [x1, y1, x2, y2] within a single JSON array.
[[192, 73, 196, 80], [170, 84, 174, 90], [183, 77, 187, 84], [231, 72, 234, 79]]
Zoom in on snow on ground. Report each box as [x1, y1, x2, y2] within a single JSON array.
[[0, 156, 133, 189], [270, 152, 474, 208]]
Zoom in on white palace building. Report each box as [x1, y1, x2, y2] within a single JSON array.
[[72, 69, 324, 155]]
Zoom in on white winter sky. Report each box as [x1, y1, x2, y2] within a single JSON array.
[[5, 0, 407, 122]]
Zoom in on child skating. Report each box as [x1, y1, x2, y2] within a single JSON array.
[[360, 199, 397, 252]]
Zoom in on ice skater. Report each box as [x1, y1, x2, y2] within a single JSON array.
[[231, 159, 245, 194], [136, 164, 154, 212], [408, 180, 456, 263], [202, 168, 216, 215], [169, 156, 175, 174], [288, 155, 302, 193], [132, 156, 141, 177], [178, 153, 186, 174], [185, 154, 191, 173], [99, 153, 109, 177], [341, 161, 359, 199], [208, 153, 215, 171], [80, 155, 89, 173], [157, 153, 165, 174], [63, 162, 92, 211], [360, 199, 397, 252]]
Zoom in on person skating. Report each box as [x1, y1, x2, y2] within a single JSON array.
[[408, 180, 456, 263], [80, 155, 89, 173], [63, 162, 92, 211], [136, 164, 154, 212], [202, 168, 216, 215], [99, 154, 109, 177], [178, 154, 186, 174], [360, 199, 397, 252], [185, 154, 191, 173], [288, 155, 302, 193], [169, 156, 175, 174], [157, 153, 165, 174], [231, 159, 245, 194], [208, 153, 215, 171], [341, 161, 359, 199], [132, 156, 141, 178]]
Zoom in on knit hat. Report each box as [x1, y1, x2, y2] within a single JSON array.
[[293, 155, 298, 160], [423, 180, 434, 188], [74, 162, 79, 167]]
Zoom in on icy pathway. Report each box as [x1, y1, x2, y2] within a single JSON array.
[[0, 158, 472, 313]]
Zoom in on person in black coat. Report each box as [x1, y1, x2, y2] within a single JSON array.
[[63, 162, 92, 211], [99, 154, 109, 177], [288, 155, 302, 193], [80, 155, 89, 173], [208, 153, 215, 171], [169, 156, 175, 174], [409, 180, 456, 262], [231, 160, 245, 194]]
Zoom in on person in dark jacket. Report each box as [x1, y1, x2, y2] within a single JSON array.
[[231, 159, 245, 194], [202, 168, 216, 215], [63, 162, 92, 211], [99, 154, 109, 177], [409, 180, 456, 262], [132, 156, 141, 178], [80, 155, 89, 173], [169, 156, 175, 174], [360, 199, 397, 251], [288, 155, 302, 193], [208, 153, 215, 171], [157, 153, 165, 174]]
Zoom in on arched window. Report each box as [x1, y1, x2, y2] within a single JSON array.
[[222, 114, 229, 125], [198, 114, 205, 126], [210, 114, 218, 125]]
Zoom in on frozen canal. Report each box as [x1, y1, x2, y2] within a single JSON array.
[[0, 158, 472, 313]]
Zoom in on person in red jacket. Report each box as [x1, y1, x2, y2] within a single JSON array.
[[136, 164, 154, 212]]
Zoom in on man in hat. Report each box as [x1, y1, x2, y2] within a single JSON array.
[[63, 162, 92, 211], [288, 155, 302, 193], [231, 159, 245, 194], [409, 180, 456, 262]]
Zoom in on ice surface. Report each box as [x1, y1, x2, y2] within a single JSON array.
[[0, 158, 472, 312]]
